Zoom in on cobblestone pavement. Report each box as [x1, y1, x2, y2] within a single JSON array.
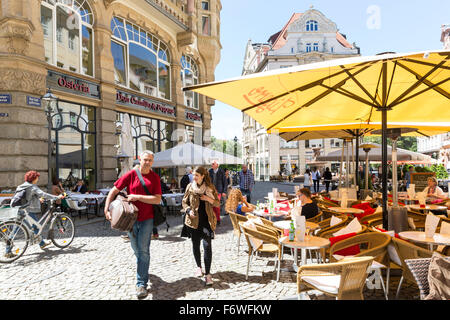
[[0, 209, 419, 300]]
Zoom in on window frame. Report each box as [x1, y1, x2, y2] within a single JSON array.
[[41, 0, 95, 78], [110, 16, 172, 102], [181, 55, 199, 110]]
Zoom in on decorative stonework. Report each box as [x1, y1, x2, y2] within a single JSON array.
[[0, 69, 46, 95], [1, 21, 33, 55]]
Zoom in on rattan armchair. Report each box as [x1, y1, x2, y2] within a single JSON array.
[[391, 237, 433, 299], [297, 256, 374, 300], [359, 212, 382, 225], [239, 222, 282, 280], [407, 210, 427, 230], [317, 222, 367, 240], [227, 211, 248, 254], [306, 210, 323, 223]]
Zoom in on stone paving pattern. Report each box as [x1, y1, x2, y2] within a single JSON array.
[[0, 182, 420, 300]]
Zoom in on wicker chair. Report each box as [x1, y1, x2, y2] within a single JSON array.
[[227, 211, 248, 254], [329, 232, 391, 299], [391, 237, 433, 299], [297, 256, 374, 300], [405, 256, 450, 300], [306, 210, 323, 223], [317, 223, 367, 240], [359, 212, 382, 225], [407, 210, 427, 230], [317, 214, 349, 230], [367, 217, 384, 228], [239, 222, 282, 280]]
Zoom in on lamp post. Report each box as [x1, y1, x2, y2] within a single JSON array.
[[234, 136, 238, 157], [42, 88, 58, 192]]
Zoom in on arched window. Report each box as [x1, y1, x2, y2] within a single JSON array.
[[180, 55, 199, 109], [110, 16, 171, 100], [306, 20, 318, 32], [41, 0, 94, 76]]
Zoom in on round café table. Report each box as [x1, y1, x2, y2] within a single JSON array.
[[277, 235, 330, 279], [252, 209, 289, 221], [264, 197, 289, 202], [328, 207, 364, 215], [407, 204, 448, 214], [273, 220, 320, 234], [398, 231, 450, 251]]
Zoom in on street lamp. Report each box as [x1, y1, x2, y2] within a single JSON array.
[[234, 136, 238, 157], [42, 88, 58, 192]]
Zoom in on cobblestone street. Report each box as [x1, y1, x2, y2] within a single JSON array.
[[0, 203, 419, 300]]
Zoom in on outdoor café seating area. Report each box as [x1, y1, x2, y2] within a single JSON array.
[[227, 186, 450, 300]]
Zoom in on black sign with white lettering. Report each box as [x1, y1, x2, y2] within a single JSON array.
[[46, 70, 100, 100]]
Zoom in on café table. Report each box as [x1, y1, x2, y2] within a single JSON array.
[[273, 220, 320, 234], [98, 188, 111, 195], [407, 204, 448, 214], [264, 196, 289, 202], [327, 207, 364, 215], [277, 235, 330, 278], [398, 231, 450, 251], [68, 193, 106, 217], [252, 209, 289, 221]]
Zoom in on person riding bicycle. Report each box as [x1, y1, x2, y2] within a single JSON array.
[[5, 171, 64, 258]]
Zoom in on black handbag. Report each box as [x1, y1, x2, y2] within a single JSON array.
[[134, 168, 170, 231]]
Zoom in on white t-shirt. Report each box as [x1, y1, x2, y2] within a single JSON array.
[[304, 173, 311, 186], [423, 186, 446, 197]]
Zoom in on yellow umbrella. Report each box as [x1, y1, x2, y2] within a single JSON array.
[[184, 50, 450, 229]]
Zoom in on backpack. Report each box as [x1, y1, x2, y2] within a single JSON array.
[[10, 187, 31, 208], [180, 174, 190, 192]]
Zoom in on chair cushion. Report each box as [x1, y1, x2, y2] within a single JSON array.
[[352, 203, 376, 220], [329, 232, 360, 256], [323, 196, 339, 205], [301, 275, 341, 295]]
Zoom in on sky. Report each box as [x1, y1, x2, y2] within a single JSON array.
[[210, 0, 450, 141]]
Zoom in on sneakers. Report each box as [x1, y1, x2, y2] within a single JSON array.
[[205, 274, 213, 286], [40, 240, 52, 250], [136, 286, 148, 299], [151, 233, 159, 240], [195, 267, 204, 277]]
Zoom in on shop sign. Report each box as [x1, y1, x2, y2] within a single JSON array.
[[27, 96, 41, 107], [0, 94, 11, 104], [47, 70, 100, 100], [116, 90, 176, 117], [185, 110, 202, 122]]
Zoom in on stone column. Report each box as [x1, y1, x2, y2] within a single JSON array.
[[0, 0, 48, 190]]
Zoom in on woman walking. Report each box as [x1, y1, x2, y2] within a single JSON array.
[[323, 167, 333, 193], [182, 167, 220, 286], [303, 169, 312, 191]]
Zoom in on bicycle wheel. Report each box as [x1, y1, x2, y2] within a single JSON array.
[[48, 214, 75, 248], [0, 220, 29, 263]]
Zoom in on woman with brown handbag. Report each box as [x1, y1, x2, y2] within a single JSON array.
[[182, 166, 220, 286]]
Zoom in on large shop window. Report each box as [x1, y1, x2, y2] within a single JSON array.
[[110, 16, 171, 100], [181, 55, 199, 109], [51, 101, 96, 190], [116, 113, 174, 159], [41, 0, 94, 76]]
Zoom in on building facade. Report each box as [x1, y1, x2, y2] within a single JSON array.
[[242, 8, 360, 180], [0, 0, 222, 191]]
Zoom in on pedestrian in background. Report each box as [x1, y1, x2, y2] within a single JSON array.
[[238, 164, 255, 204], [104, 150, 162, 299], [303, 169, 312, 191], [182, 166, 220, 286], [311, 167, 321, 193], [323, 167, 333, 193], [224, 169, 233, 196], [208, 160, 227, 225]]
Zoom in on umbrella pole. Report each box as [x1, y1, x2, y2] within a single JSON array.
[[365, 150, 370, 190], [392, 137, 399, 209], [346, 139, 350, 188], [381, 109, 388, 230], [355, 133, 360, 190], [340, 139, 345, 188], [351, 138, 356, 187]]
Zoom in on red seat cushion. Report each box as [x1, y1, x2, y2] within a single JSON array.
[[323, 196, 339, 205], [352, 203, 376, 221], [329, 232, 360, 256]]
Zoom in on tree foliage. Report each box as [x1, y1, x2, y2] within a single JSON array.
[[363, 136, 418, 152]]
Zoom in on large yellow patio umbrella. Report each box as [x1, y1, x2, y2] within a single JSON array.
[[184, 50, 450, 229]]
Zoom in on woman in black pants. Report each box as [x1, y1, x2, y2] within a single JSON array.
[[181, 166, 220, 286], [323, 167, 333, 193]]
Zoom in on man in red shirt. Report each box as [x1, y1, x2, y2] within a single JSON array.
[[104, 150, 162, 299]]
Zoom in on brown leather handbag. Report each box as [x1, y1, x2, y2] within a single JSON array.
[[109, 193, 138, 232]]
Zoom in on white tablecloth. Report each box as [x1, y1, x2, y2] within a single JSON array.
[[68, 193, 106, 202]]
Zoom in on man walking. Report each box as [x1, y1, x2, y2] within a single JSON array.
[[208, 160, 227, 225], [104, 150, 162, 299], [238, 164, 255, 204]]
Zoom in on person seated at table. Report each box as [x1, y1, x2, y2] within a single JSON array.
[[51, 177, 64, 196], [72, 179, 87, 194], [225, 188, 255, 216], [423, 177, 447, 200], [294, 187, 320, 220], [169, 178, 178, 191]]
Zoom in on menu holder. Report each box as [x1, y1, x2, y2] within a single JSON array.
[[425, 214, 440, 238], [272, 188, 278, 199], [295, 215, 306, 242], [440, 221, 450, 235], [294, 185, 300, 194], [418, 192, 427, 206], [340, 189, 348, 208]]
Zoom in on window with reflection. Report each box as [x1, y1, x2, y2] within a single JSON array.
[[181, 55, 199, 109], [306, 20, 318, 32], [51, 101, 96, 190], [40, 0, 94, 76], [110, 16, 171, 100]]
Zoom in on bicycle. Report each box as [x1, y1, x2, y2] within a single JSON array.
[[0, 198, 75, 263]]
